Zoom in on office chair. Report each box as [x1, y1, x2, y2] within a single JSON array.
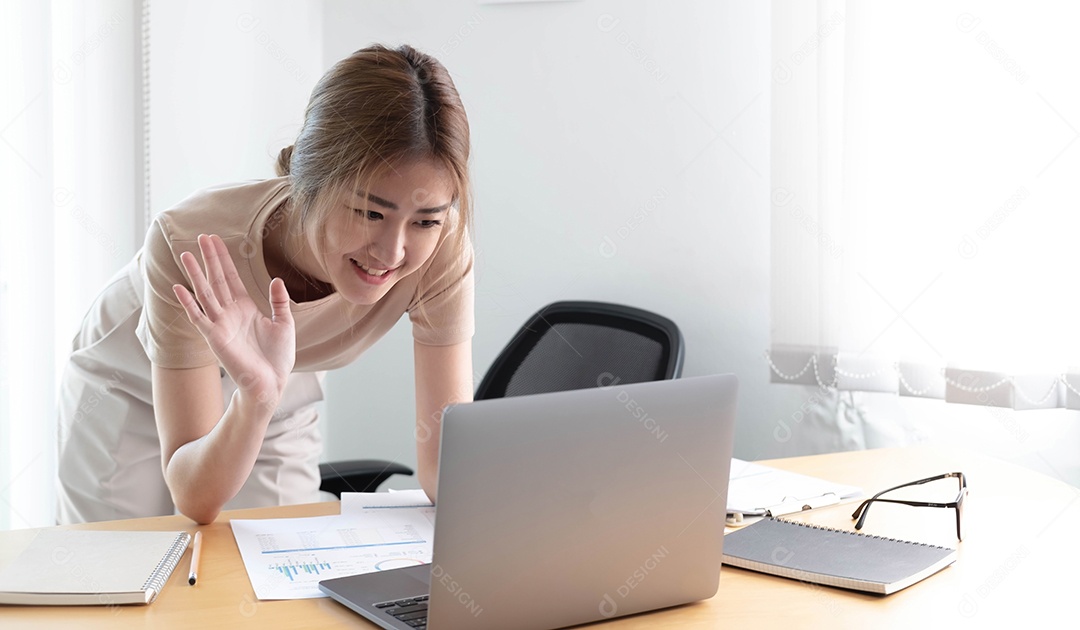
[[318, 300, 685, 497]]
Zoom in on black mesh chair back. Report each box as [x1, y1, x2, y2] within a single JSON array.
[[474, 301, 684, 400], [320, 301, 684, 497]]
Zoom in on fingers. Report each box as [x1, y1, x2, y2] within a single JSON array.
[[179, 248, 223, 317], [176, 234, 290, 332], [212, 234, 249, 300], [199, 234, 235, 305], [172, 284, 211, 334], [268, 277, 294, 326], [177, 234, 240, 319]]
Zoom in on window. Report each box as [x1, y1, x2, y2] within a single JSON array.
[[770, 1, 1080, 411], [0, 0, 145, 528]]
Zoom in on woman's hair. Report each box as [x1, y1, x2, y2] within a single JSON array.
[[276, 43, 472, 261]]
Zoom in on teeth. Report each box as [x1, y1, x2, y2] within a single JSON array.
[[353, 260, 389, 276]]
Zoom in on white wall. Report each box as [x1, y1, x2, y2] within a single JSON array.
[[149, 0, 322, 212]]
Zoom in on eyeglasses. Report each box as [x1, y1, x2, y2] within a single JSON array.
[[851, 472, 967, 541]]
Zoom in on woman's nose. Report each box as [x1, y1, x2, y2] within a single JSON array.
[[369, 225, 405, 266]]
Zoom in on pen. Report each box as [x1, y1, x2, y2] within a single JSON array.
[[766, 493, 841, 518], [188, 531, 203, 585]]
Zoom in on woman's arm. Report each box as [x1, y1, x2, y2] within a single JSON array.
[[414, 339, 474, 502], [159, 233, 296, 524], [153, 363, 279, 524]]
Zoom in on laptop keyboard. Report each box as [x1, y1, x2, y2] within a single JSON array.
[[375, 594, 429, 628]]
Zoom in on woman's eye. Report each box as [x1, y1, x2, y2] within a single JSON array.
[[416, 220, 443, 229], [352, 208, 383, 221]]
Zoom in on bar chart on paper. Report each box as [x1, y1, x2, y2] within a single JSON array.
[[273, 559, 332, 581], [232, 493, 436, 599]]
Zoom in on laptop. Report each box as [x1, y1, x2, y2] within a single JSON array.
[[319, 373, 738, 630]]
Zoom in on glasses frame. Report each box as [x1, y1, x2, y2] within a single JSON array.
[[851, 472, 967, 541]]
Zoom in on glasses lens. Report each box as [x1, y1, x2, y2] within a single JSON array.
[[921, 475, 961, 502]]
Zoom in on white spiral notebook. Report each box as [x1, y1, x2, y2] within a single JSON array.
[[722, 517, 956, 595], [0, 530, 191, 606]]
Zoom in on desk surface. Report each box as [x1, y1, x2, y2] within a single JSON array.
[[2, 445, 1077, 628]]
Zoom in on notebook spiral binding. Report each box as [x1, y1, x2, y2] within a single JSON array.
[[141, 532, 192, 602], [773, 517, 951, 550]]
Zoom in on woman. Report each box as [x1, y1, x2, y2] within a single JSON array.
[[57, 44, 475, 525]]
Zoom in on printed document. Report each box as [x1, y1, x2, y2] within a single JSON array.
[[231, 490, 435, 599]]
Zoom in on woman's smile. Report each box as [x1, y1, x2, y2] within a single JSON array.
[[350, 258, 400, 285]]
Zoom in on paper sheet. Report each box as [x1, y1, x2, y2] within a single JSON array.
[[230, 490, 435, 600], [727, 458, 863, 518]]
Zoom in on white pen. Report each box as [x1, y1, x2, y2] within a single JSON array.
[[188, 531, 203, 585], [766, 493, 841, 518]]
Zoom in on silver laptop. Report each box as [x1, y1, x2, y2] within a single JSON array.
[[319, 373, 738, 630]]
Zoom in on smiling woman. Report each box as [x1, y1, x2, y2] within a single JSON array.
[[55, 44, 477, 525], [266, 159, 458, 307]]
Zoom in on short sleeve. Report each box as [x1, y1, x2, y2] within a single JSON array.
[[134, 217, 218, 368], [408, 228, 475, 346]]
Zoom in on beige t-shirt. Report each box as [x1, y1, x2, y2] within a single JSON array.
[[133, 177, 474, 370]]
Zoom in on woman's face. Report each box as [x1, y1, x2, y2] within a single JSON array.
[[318, 159, 455, 305]]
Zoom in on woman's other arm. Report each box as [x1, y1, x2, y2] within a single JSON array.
[[414, 339, 473, 502]]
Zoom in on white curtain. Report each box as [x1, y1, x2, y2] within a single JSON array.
[[771, 1, 1080, 411], [0, 0, 144, 529]]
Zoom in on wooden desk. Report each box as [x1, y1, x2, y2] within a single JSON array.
[[2, 445, 1077, 628]]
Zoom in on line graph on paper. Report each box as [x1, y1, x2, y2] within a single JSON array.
[[255, 523, 425, 554]]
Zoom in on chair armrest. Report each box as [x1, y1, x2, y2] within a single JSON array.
[[318, 459, 415, 498]]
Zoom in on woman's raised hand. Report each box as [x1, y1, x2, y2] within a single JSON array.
[[172, 234, 296, 405]]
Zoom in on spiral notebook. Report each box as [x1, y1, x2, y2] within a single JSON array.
[[0, 530, 191, 606], [721, 517, 956, 595]]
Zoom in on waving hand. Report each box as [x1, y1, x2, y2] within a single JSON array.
[[171, 234, 296, 404]]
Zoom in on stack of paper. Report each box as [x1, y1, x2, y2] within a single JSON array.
[[727, 459, 863, 519]]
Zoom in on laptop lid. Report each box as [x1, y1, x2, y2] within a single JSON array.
[[319, 374, 738, 629], [425, 373, 737, 629]]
